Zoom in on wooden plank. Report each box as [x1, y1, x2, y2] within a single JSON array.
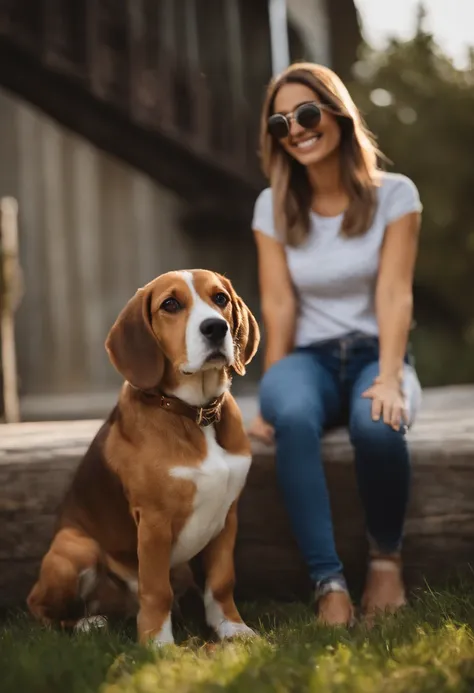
[[0, 196, 22, 422], [40, 121, 72, 391], [16, 102, 48, 396], [69, 139, 104, 387], [1, 387, 474, 607]]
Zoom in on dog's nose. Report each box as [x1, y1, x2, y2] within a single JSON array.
[[200, 318, 228, 344]]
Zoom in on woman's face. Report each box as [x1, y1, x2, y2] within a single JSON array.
[[272, 82, 341, 167]]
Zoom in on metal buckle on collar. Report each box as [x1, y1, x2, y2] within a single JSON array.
[[160, 395, 171, 410]]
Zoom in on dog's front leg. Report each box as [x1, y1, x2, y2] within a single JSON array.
[[136, 513, 174, 646], [202, 501, 256, 641]]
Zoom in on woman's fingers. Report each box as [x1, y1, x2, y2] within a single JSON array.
[[389, 396, 408, 431], [383, 399, 394, 426], [371, 396, 383, 422], [390, 404, 402, 430]]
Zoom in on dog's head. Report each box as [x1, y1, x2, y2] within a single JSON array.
[[105, 270, 260, 392]]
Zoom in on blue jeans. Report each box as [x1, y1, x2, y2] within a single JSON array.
[[259, 332, 422, 592]]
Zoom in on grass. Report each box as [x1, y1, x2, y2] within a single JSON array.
[[3, 586, 474, 693]]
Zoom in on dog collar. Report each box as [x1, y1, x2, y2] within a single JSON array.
[[138, 388, 224, 426]]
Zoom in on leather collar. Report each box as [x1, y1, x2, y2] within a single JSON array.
[[139, 388, 224, 427]]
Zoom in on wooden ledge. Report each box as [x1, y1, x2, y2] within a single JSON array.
[[1, 385, 474, 607]]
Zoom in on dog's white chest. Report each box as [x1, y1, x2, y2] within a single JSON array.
[[169, 426, 251, 567]]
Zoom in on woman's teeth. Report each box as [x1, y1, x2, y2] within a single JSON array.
[[295, 134, 322, 149]]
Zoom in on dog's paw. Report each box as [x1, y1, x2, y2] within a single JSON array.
[[216, 620, 257, 641], [74, 615, 108, 633], [149, 637, 176, 649], [150, 633, 175, 648], [148, 615, 176, 648]]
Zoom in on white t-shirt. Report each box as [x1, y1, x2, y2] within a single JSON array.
[[252, 172, 422, 347]]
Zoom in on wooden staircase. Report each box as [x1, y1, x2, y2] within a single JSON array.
[[0, 0, 274, 222]]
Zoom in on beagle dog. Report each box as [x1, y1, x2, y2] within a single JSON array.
[[27, 270, 260, 646]]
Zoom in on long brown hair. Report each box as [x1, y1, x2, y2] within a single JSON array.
[[259, 62, 382, 246]]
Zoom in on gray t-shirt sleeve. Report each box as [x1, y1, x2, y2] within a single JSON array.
[[383, 174, 423, 225], [251, 188, 278, 239]]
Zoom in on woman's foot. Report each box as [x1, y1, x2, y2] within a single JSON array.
[[361, 553, 406, 623], [316, 590, 355, 627], [314, 577, 354, 627], [247, 414, 274, 445]]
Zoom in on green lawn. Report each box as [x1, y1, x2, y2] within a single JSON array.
[[3, 586, 474, 693]]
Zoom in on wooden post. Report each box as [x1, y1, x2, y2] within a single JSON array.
[[225, 0, 247, 165], [0, 197, 23, 423], [268, 0, 290, 76]]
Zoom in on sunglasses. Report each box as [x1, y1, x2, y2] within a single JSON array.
[[267, 101, 331, 140]]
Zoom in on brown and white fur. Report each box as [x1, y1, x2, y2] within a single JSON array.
[[27, 270, 260, 646]]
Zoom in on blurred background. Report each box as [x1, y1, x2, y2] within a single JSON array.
[[0, 0, 472, 422]]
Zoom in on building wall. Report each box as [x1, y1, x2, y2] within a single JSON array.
[[0, 0, 336, 420], [0, 87, 260, 420], [287, 0, 331, 66]]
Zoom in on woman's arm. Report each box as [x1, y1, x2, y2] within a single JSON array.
[[253, 230, 297, 372], [248, 230, 296, 442], [363, 210, 421, 429], [376, 210, 421, 381]]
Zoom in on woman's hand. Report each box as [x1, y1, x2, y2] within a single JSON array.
[[248, 413, 275, 445], [362, 375, 407, 431]]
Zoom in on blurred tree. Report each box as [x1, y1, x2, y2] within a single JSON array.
[[348, 3, 474, 386]]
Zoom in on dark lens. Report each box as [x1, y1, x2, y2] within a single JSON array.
[[296, 103, 321, 130], [267, 114, 290, 139]]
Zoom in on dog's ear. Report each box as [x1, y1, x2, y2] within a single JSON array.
[[232, 294, 260, 376], [218, 275, 260, 376], [105, 286, 164, 390]]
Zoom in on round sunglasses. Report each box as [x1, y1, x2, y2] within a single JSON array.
[[267, 101, 329, 140]]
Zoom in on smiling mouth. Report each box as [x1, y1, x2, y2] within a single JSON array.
[[293, 133, 323, 149]]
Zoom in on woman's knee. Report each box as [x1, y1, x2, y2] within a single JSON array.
[[259, 354, 324, 430], [349, 398, 406, 449]]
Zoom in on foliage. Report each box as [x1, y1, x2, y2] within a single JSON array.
[[3, 588, 474, 693], [348, 4, 474, 386]]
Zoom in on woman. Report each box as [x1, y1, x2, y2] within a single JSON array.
[[249, 62, 422, 626]]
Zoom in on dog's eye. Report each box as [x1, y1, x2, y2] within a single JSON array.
[[213, 292, 229, 307], [161, 297, 181, 313]]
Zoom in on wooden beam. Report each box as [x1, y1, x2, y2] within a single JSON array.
[[0, 36, 261, 216], [1, 387, 474, 606]]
